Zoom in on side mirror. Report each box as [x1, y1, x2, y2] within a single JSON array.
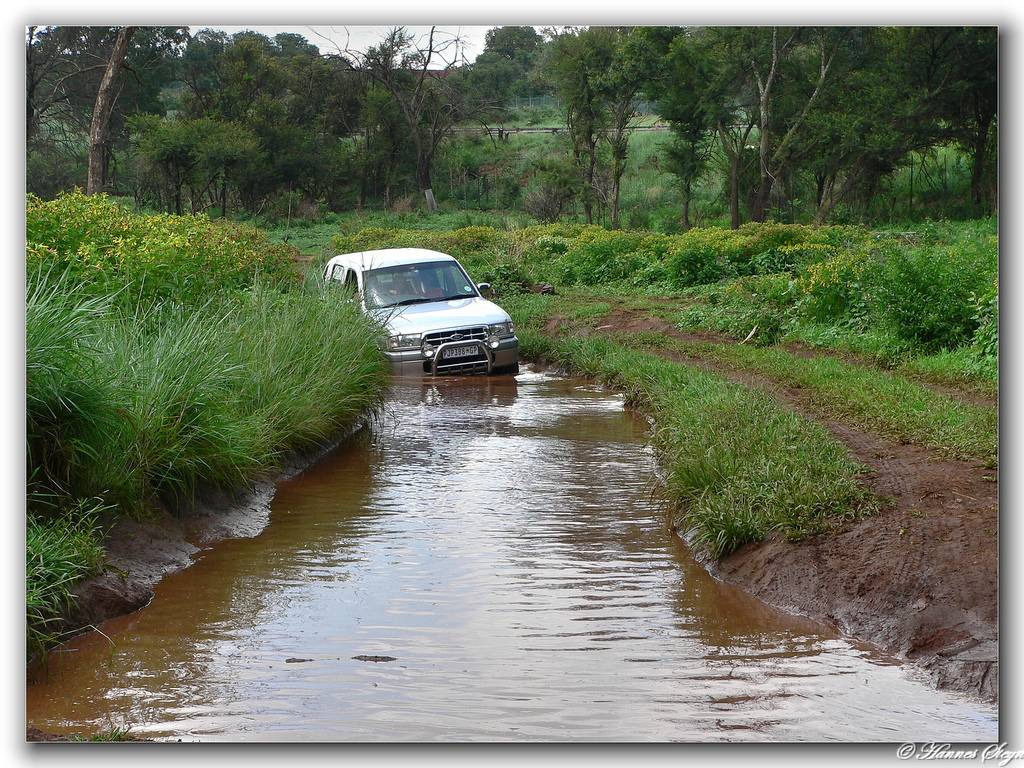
[[477, 282, 493, 298]]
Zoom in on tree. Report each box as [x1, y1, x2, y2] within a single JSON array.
[[28, 25, 186, 196], [178, 30, 363, 213], [640, 28, 714, 229], [326, 26, 470, 212], [87, 26, 135, 194], [692, 28, 759, 229], [907, 27, 997, 209], [197, 122, 262, 217], [544, 28, 607, 224], [461, 25, 544, 116], [953, 29, 998, 207], [735, 27, 847, 222], [804, 27, 996, 222], [130, 115, 260, 215], [593, 28, 653, 229]]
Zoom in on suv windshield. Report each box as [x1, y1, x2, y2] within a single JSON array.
[[363, 261, 478, 309]]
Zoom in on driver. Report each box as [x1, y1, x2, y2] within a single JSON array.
[[392, 271, 419, 302]]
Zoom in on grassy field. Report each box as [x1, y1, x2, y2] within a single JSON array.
[[26, 192, 390, 657]]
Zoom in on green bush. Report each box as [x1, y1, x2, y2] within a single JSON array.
[[483, 262, 533, 296], [874, 241, 994, 350], [554, 228, 671, 285], [666, 224, 843, 286], [329, 221, 867, 293], [679, 273, 798, 344], [666, 228, 739, 287], [753, 242, 838, 275], [971, 277, 998, 360], [796, 249, 875, 323], [27, 191, 299, 308]]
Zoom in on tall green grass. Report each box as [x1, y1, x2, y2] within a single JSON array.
[[27, 274, 121, 501], [27, 271, 389, 512]]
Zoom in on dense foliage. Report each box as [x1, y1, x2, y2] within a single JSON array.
[[27, 25, 996, 228]]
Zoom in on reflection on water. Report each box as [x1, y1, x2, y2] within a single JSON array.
[[27, 369, 998, 742]]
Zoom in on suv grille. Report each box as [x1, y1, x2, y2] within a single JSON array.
[[423, 326, 488, 345]]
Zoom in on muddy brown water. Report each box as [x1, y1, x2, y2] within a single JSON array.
[[27, 370, 997, 742]]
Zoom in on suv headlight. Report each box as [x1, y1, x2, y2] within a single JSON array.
[[487, 321, 515, 339], [386, 333, 421, 351]]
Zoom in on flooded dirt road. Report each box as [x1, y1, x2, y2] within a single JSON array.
[[27, 370, 997, 741]]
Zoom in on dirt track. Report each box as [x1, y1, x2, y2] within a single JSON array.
[[544, 308, 999, 702]]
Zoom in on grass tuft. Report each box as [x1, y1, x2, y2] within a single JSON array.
[[26, 500, 106, 658]]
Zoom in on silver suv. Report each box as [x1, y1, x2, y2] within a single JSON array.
[[324, 248, 520, 376]]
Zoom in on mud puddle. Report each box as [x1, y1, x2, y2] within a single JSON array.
[[27, 370, 997, 741]]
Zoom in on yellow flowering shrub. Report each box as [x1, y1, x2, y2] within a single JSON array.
[[27, 192, 298, 307], [797, 250, 874, 321]]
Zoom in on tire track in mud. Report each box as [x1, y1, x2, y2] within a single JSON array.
[[588, 303, 995, 408]]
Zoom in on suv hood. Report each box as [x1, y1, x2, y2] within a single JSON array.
[[369, 297, 513, 336]]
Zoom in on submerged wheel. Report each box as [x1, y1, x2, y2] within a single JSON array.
[[493, 362, 520, 376]]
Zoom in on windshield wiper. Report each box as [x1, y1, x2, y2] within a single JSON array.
[[393, 294, 475, 306], [394, 297, 436, 306]]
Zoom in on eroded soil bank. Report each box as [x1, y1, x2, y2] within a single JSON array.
[[541, 309, 998, 703], [51, 426, 368, 654]]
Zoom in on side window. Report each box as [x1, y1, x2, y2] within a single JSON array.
[[343, 269, 358, 290], [329, 264, 346, 282]]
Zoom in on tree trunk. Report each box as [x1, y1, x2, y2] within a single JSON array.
[[815, 173, 827, 209], [729, 156, 741, 230], [970, 108, 994, 207], [814, 169, 858, 225], [610, 152, 624, 230], [751, 175, 773, 222], [87, 26, 134, 195], [583, 147, 596, 225], [26, 26, 37, 141], [416, 152, 437, 213]]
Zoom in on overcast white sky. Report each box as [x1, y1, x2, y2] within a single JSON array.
[[195, 26, 496, 63]]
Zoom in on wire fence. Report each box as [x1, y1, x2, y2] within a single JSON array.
[[507, 94, 660, 114]]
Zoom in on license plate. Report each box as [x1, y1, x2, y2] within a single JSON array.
[[442, 344, 477, 360]]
